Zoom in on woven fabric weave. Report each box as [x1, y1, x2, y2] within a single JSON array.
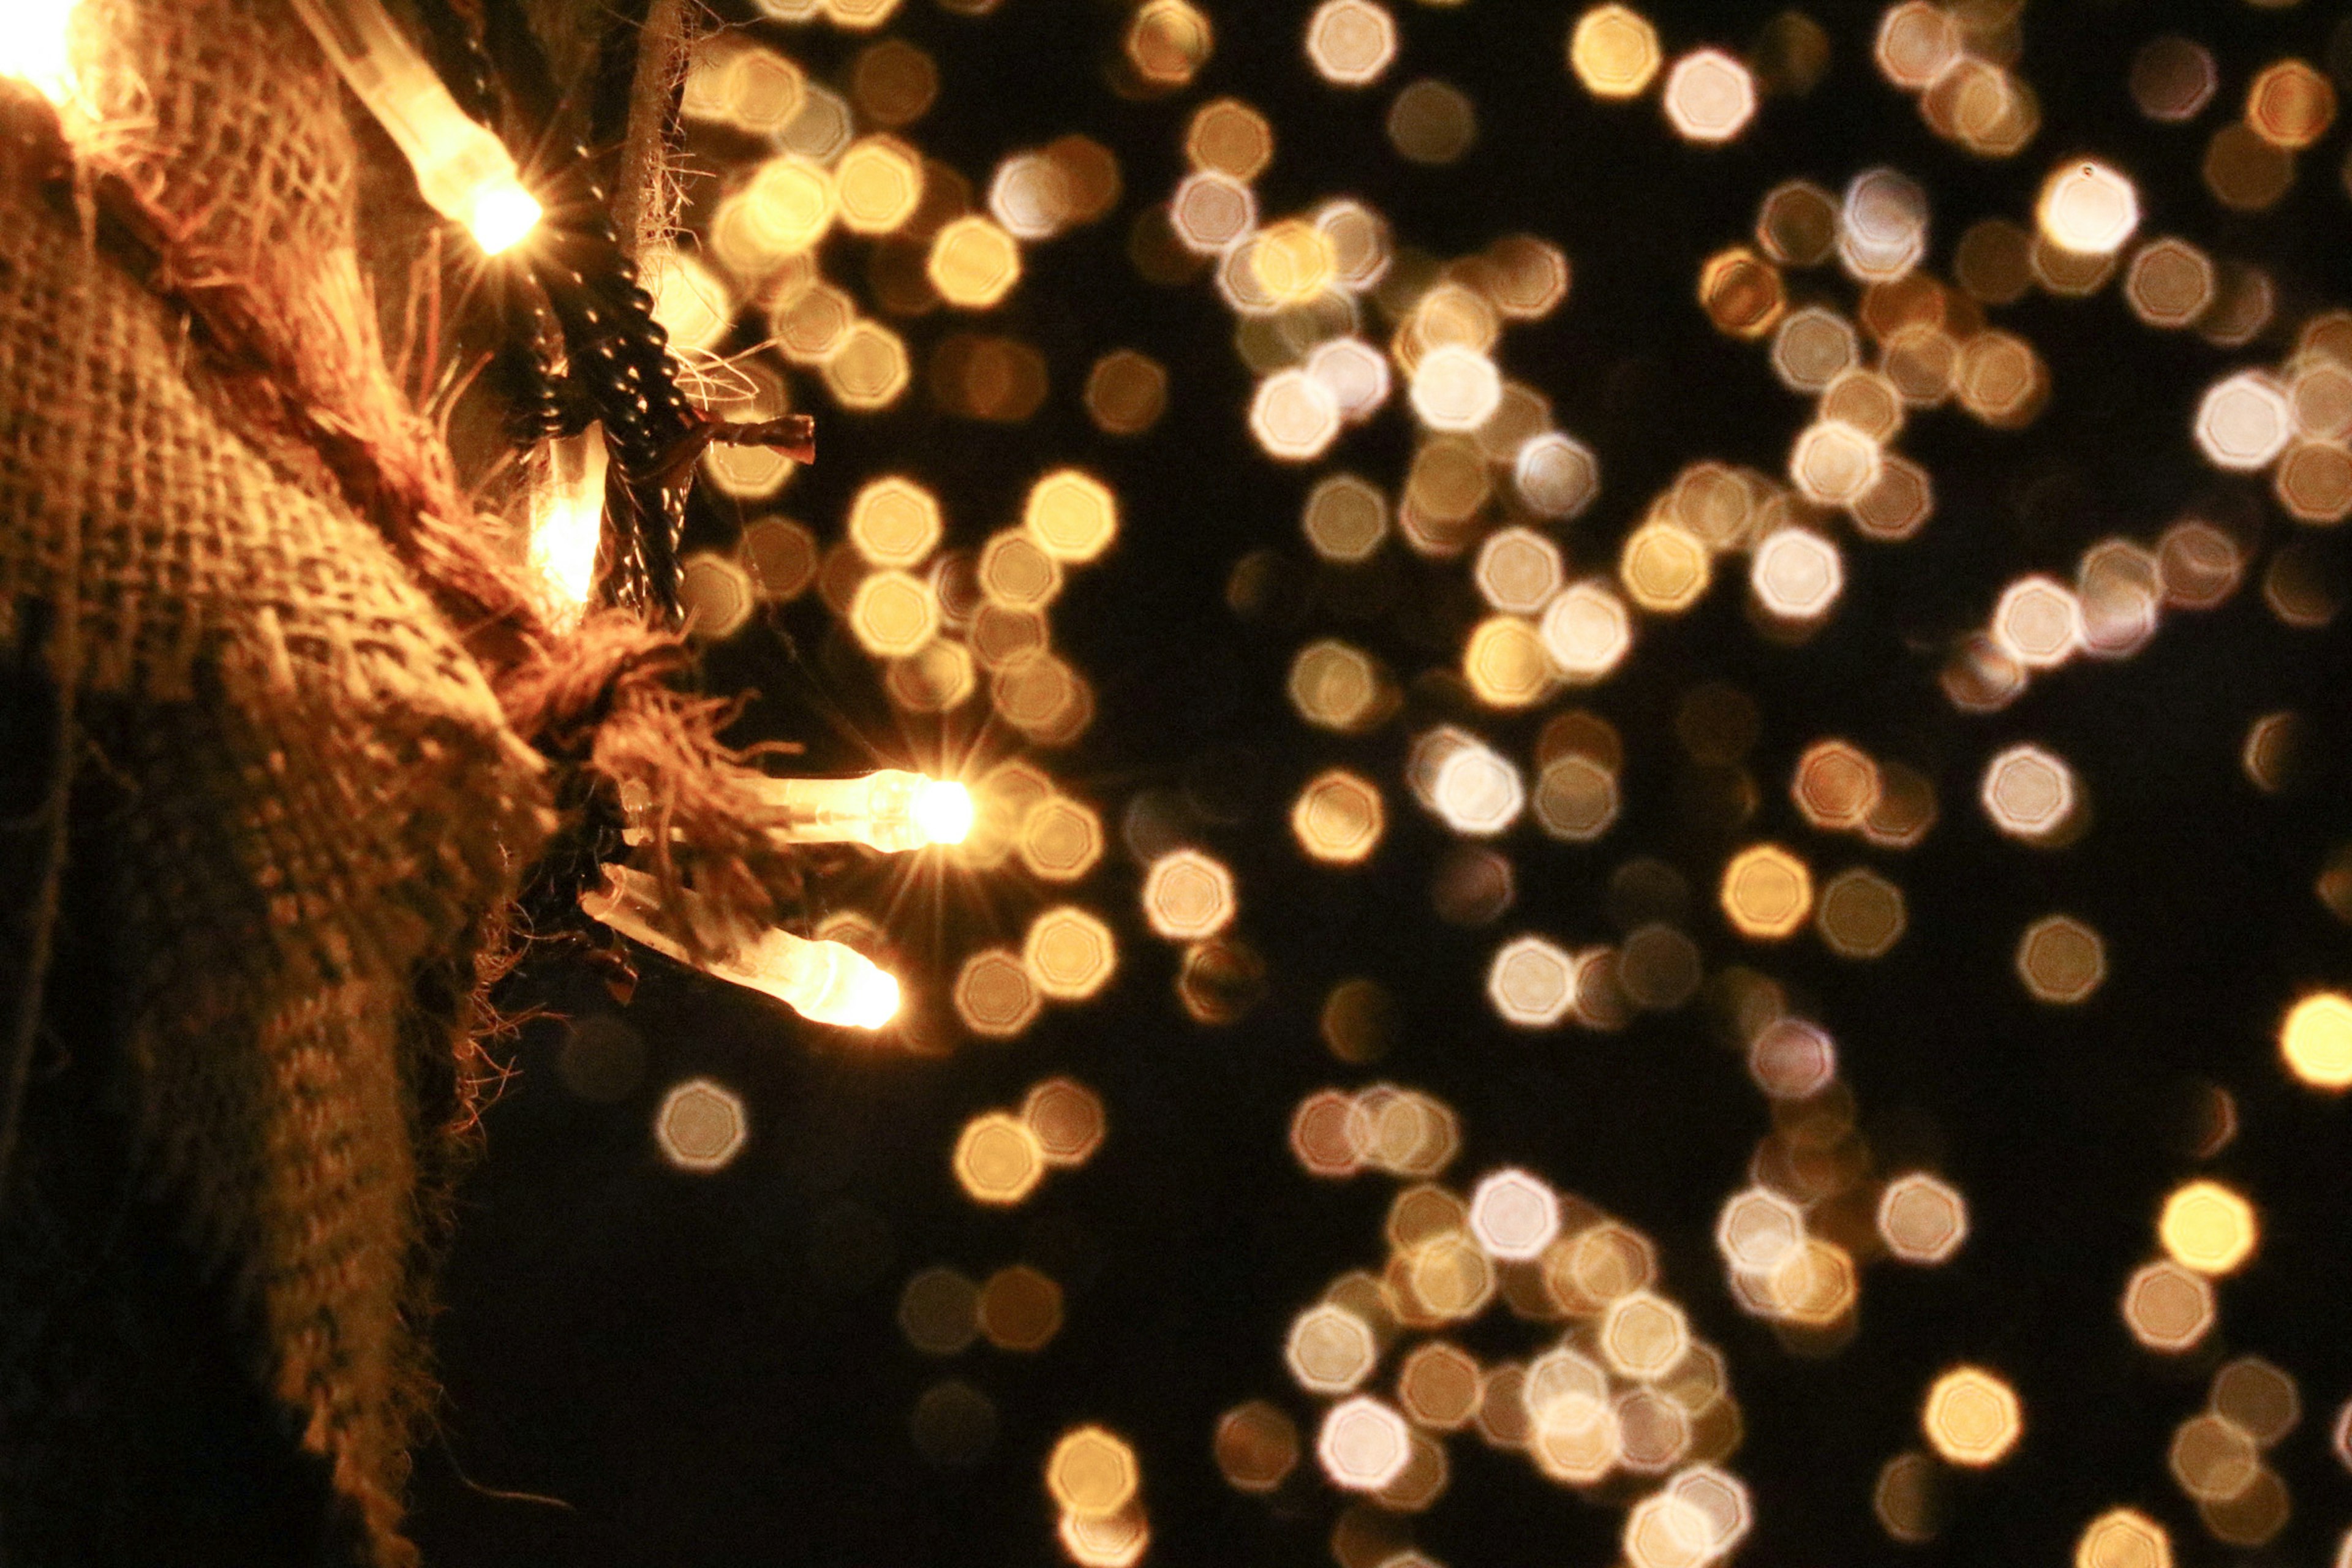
[[0, 1, 559, 1561]]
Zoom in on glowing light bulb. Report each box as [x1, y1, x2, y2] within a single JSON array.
[[0, 0, 80, 106], [582, 865, 899, 1029], [287, 0, 542, 253], [752, 769, 973, 853], [529, 424, 607, 622]]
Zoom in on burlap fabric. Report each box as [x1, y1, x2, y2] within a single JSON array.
[[0, 1, 575, 1561]]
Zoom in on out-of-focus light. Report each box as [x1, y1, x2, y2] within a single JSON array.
[[1468, 1169, 1560, 1260], [1047, 1426, 1140, 1518], [1956, 330, 2048, 427], [1430, 737, 1526, 835], [2130, 36, 2215, 123], [1991, 575, 2083, 669], [1749, 1016, 1836, 1099], [1306, 337, 1392, 423], [1142, 849, 1237, 941], [2016, 914, 2106, 1005], [899, 1265, 980, 1355], [1023, 906, 1118, 1001], [1385, 78, 1477, 165], [1874, 1450, 1941, 1545], [2246, 59, 2335, 150], [1569, 5, 1662, 100], [2125, 238, 2216, 329], [1620, 521, 1713, 613], [978, 529, 1065, 609], [2195, 371, 2294, 471], [1125, 0, 1213, 89], [847, 477, 944, 568], [1721, 844, 1813, 940], [1717, 1186, 1805, 1275], [1293, 769, 1386, 864], [1698, 246, 1787, 339], [1398, 1341, 1483, 1431], [2167, 1412, 2258, 1503], [1302, 474, 1389, 562], [1601, 1291, 1691, 1381], [2157, 521, 2244, 606], [1022, 1077, 1106, 1167], [978, 1264, 1064, 1351], [2158, 1179, 2257, 1276], [2076, 1509, 2171, 1568], [823, 320, 911, 410], [1874, 2, 1959, 90], [655, 1077, 748, 1172], [1789, 420, 1882, 506], [1287, 1302, 1380, 1394], [1184, 96, 1274, 180], [1661, 49, 1757, 145], [1757, 178, 1838, 266], [1922, 1365, 2022, 1468], [1474, 527, 1566, 614], [753, 770, 970, 852], [929, 215, 1022, 308], [1540, 581, 1634, 682], [1981, 744, 2081, 844], [1770, 306, 1860, 393], [2282, 993, 2352, 1089], [834, 135, 924, 234], [1515, 432, 1602, 519], [1750, 526, 1844, 623], [1411, 344, 1503, 431], [1530, 1388, 1620, 1485], [2122, 1258, 2217, 1353], [1319, 1396, 1414, 1491], [1878, 1173, 1969, 1264], [954, 1110, 1047, 1205], [1025, 469, 1119, 564], [1463, 616, 1552, 709], [1057, 1505, 1148, 1568], [1289, 639, 1391, 732], [1792, 739, 1880, 832], [1817, 867, 1907, 959], [1840, 167, 1928, 283], [2037, 159, 2139, 256], [1250, 369, 1343, 461], [2212, 1355, 2301, 1449], [1085, 350, 1169, 435], [846, 570, 941, 657], [954, 948, 1041, 1038], [1306, 0, 1398, 86], [1488, 935, 1578, 1027], [1215, 1401, 1299, 1493]]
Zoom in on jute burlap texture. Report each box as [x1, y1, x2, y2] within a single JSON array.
[[0, 0, 567, 1561]]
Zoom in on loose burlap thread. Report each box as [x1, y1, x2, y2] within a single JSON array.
[[0, 1, 774, 1561]]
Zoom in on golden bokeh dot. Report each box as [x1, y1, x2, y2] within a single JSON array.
[[1539, 580, 1634, 683], [1057, 1506, 1148, 1568], [2158, 1178, 2257, 1276], [928, 216, 1023, 308], [2281, 992, 2352, 1089], [846, 568, 940, 657], [1022, 1076, 1107, 1167], [1569, 4, 1662, 99], [823, 320, 911, 410], [1023, 905, 1118, 1001], [2195, 371, 2291, 466], [977, 1264, 1064, 1351], [1463, 614, 1553, 709], [1047, 1425, 1140, 1518], [1289, 638, 1390, 732], [1487, 935, 1578, 1027], [678, 553, 754, 641], [742, 516, 819, 602], [850, 37, 937, 127], [1757, 178, 1839, 267], [1472, 525, 1565, 614], [953, 1110, 1046, 1205], [1877, 1173, 1969, 1264], [1921, 1365, 2023, 1468], [2075, 1507, 2173, 1568], [2275, 439, 2352, 523], [897, 1264, 980, 1355], [2203, 121, 2294, 213], [1085, 350, 1169, 435], [1619, 520, 1713, 613], [2130, 36, 2215, 124], [978, 529, 1065, 609], [2246, 58, 2335, 151], [1698, 245, 1787, 339], [2125, 237, 2217, 329], [1292, 769, 1386, 865], [1287, 1301, 1379, 1394], [1017, 795, 1106, 882], [2211, 1354, 2301, 1448], [1387, 78, 1478, 165], [1816, 867, 1906, 959], [834, 135, 925, 235], [1023, 469, 1118, 564], [655, 1078, 748, 1173], [1125, 0, 1213, 88], [1142, 848, 1238, 940], [953, 947, 1041, 1039], [2167, 1412, 2258, 1502], [2120, 1258, 2217, 1353], [1661, 48, 1757, 145], [1303, 473, 1389, 563], [1721, 843, 1814, 940], [2016, 914, 2107, 1005], [1305, 0, 1399, 86], [1185, 96, 1275, 179], [1533, 754, 1619, 843], [886, 639, 976, 714], [1215, 1401, 1300, 1493], [1599, 1289, 1691, 1381], [1318, 1396, 1415, 1491], [1792, 739, 1881, 831], [847, 476, 944, 568]]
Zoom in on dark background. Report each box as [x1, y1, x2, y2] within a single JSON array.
[[410, 2, 2352, 1564]]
